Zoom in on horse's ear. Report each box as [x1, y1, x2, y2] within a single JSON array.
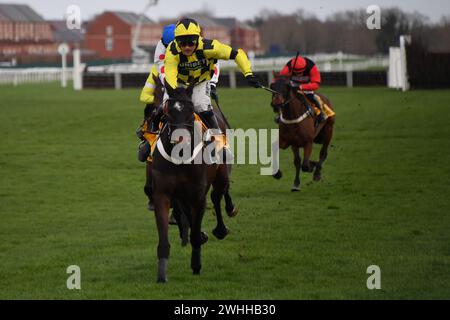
[[164, 80, 175, 97], [272, 70, 278, 78]]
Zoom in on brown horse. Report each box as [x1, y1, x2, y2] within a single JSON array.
[[150, 85, 236, 282], [270, 75, 335, 191]]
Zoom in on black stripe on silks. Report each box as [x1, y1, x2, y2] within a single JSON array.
[[230, 49, 238, 60]]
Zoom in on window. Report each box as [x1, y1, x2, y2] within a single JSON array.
[[105, 37, 113, 51], [106, 25, 113, 36]]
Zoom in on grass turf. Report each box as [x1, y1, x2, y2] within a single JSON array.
[[0, 83, 449, 299]]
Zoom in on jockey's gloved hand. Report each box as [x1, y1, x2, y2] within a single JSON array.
[[246, 74, 261, 88], [210, 83, 218, 102]]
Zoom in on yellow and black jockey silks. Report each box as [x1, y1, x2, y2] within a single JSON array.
[[140, 64, 159, 104], [164, 37, 253, 89]]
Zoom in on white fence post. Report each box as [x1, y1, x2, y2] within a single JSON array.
[[73, 49, 83, 90], [114, 73, 122, 90], [229, 70, 236, 89], [346, 70, 353, 88]]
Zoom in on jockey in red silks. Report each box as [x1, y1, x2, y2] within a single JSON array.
[[279, 55, 326, 123]]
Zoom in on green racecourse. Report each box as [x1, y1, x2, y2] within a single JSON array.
[[0, 83, 449, 299]]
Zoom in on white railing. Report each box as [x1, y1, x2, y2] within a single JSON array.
[[85, 53, 389, 74], [0, 68, 73, 85]]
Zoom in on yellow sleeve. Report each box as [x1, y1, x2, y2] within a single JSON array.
[[205, 40, 253, 77], [139, 64, 158, 104], [234, 48, 253, 77], [164, 43, 180, 89]]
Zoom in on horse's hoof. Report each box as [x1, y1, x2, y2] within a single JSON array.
[[200, 231, 209, 245], [212, 226, 229, 240], [226, 206, 238, 217], [181, 237, 189, 247], [291, 185, 301, 192], [192, 269, 201, 275], [302, 166, 314, 173], [157, 276, 168, 283], [313, 174, 321, 182], [273, 170, 282, 180]]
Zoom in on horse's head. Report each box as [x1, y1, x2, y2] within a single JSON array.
[[270, 74, 291, 112], [165, 86, 195, 144]]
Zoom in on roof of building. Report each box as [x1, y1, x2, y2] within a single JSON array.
[[213, 17, 254, 30], [108, 11, 154, 25], [49, 20, 84, 43], [0, 3, 44, 22], [181, 14, 223, 28]]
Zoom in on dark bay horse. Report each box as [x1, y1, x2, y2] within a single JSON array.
[[270, 75, 335, 191], [143, 76, 237, 242], [150, 86, 236, 282]]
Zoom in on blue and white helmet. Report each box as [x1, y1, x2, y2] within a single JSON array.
[[162, 24, 176, 46]]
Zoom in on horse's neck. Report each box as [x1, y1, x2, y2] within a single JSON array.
[[283, 92, 307, 119]]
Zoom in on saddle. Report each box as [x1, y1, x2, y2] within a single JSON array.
[[302, 93, 336, 119]]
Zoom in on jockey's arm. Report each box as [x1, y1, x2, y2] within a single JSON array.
[[139, 64, 159, 104], [154, 40, 167, 83], [299, 65, 321, 91], [279, 64, 291, 77], [164, 46, 180, 90], [210, 62, 220, 85], [204, 40, 253, 77]]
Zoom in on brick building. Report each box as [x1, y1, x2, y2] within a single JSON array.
[[0, 4, 55, 64], [84, 11, 162, 60], [214, 18, 263, 54]]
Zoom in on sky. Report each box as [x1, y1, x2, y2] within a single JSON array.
[[2, 0, 450, 22]]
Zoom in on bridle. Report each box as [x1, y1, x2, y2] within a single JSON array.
[[155, 97, 205, 165], [270, 79, 294, 110], [271, 79, 314, 125]]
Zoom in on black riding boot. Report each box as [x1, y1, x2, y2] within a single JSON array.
[[306, 93, 326, 123], [138, 140, 150, 162], [198, 110, 220, 130], [198, 110, 232, 163]]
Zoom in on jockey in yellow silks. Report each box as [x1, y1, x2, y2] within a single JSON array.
[[163, 18, 261, 154]]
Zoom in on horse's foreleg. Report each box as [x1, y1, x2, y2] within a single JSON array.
[[144, 161, 154, 210], [172, 200, 190, 246], [190, 199, 206, 275], [224, 190, 238, 217], [292, 146, 301, 191], [154, 193, 171, 283], [272, 138, 284, 180], [302, 142, 314, 173], [211, 186, 229, 240]]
